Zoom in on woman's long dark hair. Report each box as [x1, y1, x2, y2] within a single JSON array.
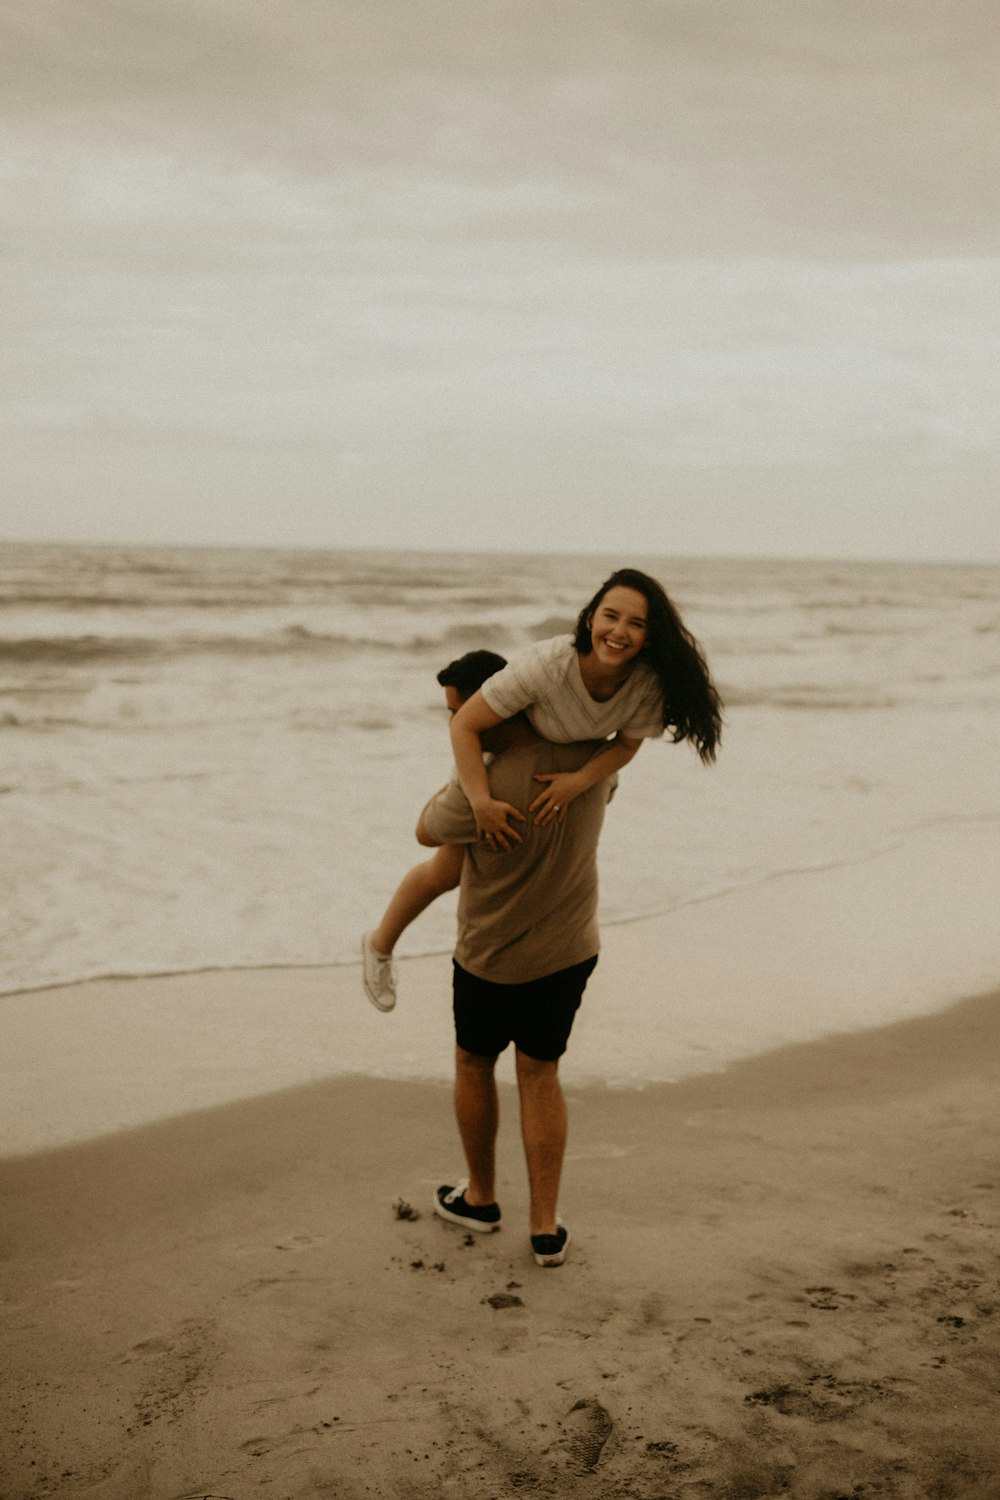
[[573, 567, 723, 764]]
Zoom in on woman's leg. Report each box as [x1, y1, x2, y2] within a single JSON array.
[[370, 842, 465, 955]]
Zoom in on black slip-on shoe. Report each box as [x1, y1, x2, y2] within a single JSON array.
[[531, 1223, 570, 1267], [434, 1180, 501, 1232]]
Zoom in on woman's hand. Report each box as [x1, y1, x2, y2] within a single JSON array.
[[471, 796, 525, 851], [529, 771, 587, 827]]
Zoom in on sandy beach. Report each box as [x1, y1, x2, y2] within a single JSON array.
[[3, 968, 1000, 1499], [4, 1, 999, 1491]]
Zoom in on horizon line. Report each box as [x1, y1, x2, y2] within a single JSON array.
[[0, 535, 996, 569]]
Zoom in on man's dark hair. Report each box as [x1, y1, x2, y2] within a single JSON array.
[[436, 649, 507, 700]]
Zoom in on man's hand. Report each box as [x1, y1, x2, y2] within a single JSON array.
[[529, 771, 587, 827], [471, 795, 525, 851]]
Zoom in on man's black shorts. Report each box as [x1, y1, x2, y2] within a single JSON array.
[[452, 955, 598, 1062]]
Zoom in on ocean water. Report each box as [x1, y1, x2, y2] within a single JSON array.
[[2, 542, 999, 1081]]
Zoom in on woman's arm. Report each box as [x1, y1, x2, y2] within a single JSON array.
[[448, 689, 526, 848], [529, 733, 642, 826]]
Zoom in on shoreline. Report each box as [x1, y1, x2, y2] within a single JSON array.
[[4, 810, 999, 1013], [4, 968, 1000, 1162], [3, 987, 999, 1497], [5, 814, 1000, 1158]]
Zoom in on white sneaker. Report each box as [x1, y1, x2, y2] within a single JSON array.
[[362, 931, 397, 1011]]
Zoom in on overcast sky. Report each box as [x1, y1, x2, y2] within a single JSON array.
[[2, 0, 997, 560]]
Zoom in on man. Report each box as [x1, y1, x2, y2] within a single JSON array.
[[416, 653, 615, 1269]]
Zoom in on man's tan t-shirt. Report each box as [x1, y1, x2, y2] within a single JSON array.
[[421, 738, 615, 985]]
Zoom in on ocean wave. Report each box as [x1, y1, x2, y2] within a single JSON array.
[[0, 623, 525, 668], [454, 591, 540, 609], [410, 621, 517, 652], [0, 712, 97, 732], [119, 559, 201, 577], [722, 685, 900, 710], [334, 574, 476, 601], [0, 591, 293, 610], [0, 636, 169, 665], [526, 615, 576, 641], [801, 595, 922, 611], [0, 632, 314, 665], [822, 622, 908, 637], [0, 700, 437, 736]]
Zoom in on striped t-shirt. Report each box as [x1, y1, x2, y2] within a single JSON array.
[[481, 635, 664, 743]]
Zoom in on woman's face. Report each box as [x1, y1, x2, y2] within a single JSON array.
[[587, 585, 649, 670]]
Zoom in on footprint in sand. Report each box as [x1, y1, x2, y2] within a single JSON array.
[[565, 1144, 633, 1162], [805, 1285, 857, 1311], [122, 1321, 214, 1430], [560, 1398, 613, 1473], [239, 1436, 271, 1456], [119, 1336, 171, 1363]]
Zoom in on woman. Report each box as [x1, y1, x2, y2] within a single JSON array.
[[450, 567, 722, 847]]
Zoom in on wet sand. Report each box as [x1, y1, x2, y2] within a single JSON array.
[[2, 981, 1000, 1498]]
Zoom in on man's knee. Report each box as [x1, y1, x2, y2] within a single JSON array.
[[514, 1049, 560, 1089], [456, 1045, 497, 1078]]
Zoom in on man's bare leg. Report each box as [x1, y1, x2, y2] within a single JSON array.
[[370, 843, 465, 955], [515, 1050, 566, 1236], [453, 1046, 499, 1206]]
